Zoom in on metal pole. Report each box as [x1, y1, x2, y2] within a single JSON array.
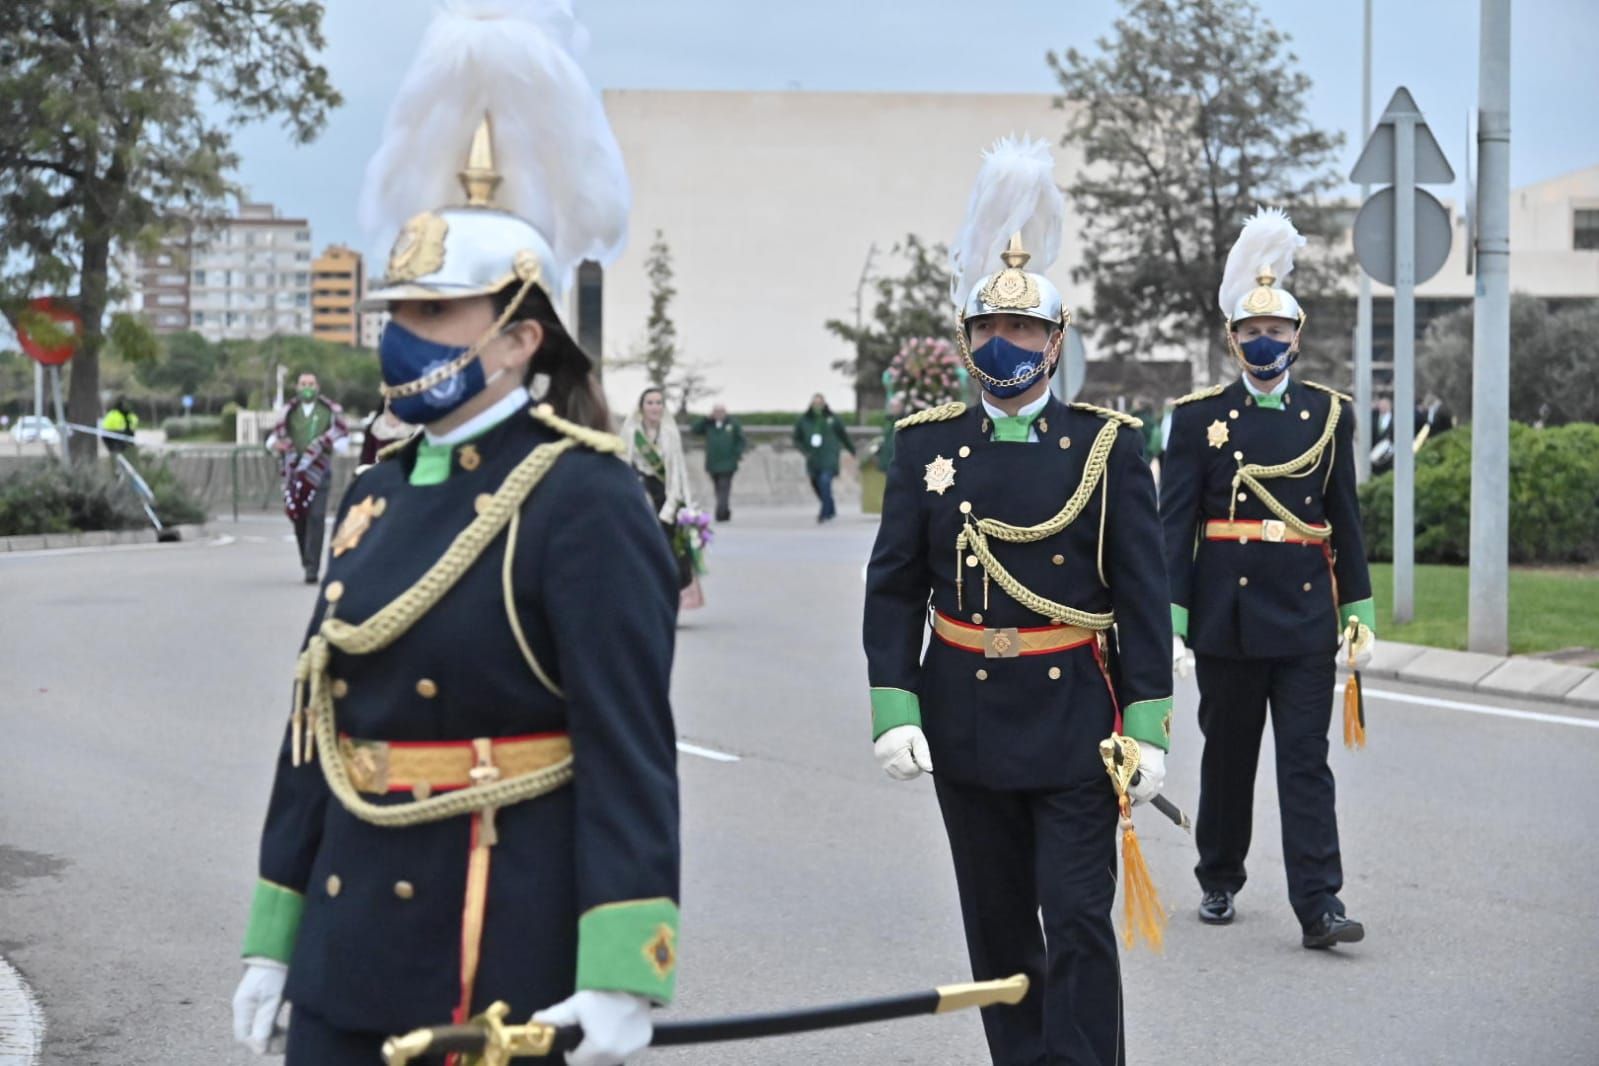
[[49, 366, 70, 468], [1469, 0, 1511, 653], [1355, 0, 1374, 482], [1392, 106, 1417, 624], [34, 361, 44, 421]]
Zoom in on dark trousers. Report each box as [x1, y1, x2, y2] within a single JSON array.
[[285, 1004, 385, 1065], [809, 469, 836, 519], [711, 471, 734, 521], [934, 775, 1124, 1066], [292, 488, 329, 579], [1194, 652, 1345, 927]]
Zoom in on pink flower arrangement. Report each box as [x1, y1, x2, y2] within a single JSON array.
[[887, 337, 964, 412]]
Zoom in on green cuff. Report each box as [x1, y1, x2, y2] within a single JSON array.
[[1170, 604, 1189, 640], [1123, 697, 1174, 751], [870, 687, 922, 740], [1339, 597, 1376, 637], [576, 897, 680, 1005], [241, 879, 305, 964]]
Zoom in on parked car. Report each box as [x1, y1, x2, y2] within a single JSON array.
[[10, 416, 61, 444]]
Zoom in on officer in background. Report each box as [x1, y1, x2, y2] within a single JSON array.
[[100, 397, 139, 455], [865, 137, 1172, 1065], [229, 5, 680, 1063], [1160, 207, 1376, 950]]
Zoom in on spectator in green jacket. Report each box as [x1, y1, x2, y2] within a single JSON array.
[[691, 403, 747, 522], [792, 393, 855, 524]]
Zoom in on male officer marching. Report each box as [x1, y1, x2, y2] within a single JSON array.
[[864, 138, 1172, 1066], [1160, 207, 1375, 949]]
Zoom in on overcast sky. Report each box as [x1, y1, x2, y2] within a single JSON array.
[[230, 0, 1597, 259]]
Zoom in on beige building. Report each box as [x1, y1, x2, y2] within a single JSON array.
[[311, 244, 364, 346], [598, 90, 1081, 414]]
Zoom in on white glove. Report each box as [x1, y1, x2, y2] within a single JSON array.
[[533, 990, 653, 1066], [231, 958, 287, 1055], [874, 724, 934, 781], [1172, 636, 1195, 680], [1343, 621, 1376, 670], [1127, 743, 1166, 806]]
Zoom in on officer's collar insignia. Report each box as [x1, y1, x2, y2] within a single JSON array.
[[924, 454, 957, 496], [458, 443, 483, 471], [332, 495, 387, 557], [1206, 420, 1230, 449]]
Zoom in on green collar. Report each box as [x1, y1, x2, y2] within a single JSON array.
[[410, 440, 455, 486], [991, 410, 1040, 443]]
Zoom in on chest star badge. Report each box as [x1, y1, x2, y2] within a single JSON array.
[[924, 454, 957, 495], [332, 495, 387, 557], [1206, 420, 1230, 449]]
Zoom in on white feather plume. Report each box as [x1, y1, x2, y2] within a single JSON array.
[[1218, 206, 1305, 316], [948, 136, 1065, 307], [358, 0, 629, 294]]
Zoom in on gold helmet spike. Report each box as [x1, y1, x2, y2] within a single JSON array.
[[460, 114, 501, 207], [998, 233, 1032, 271]]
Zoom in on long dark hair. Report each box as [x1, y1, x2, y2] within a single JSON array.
[[492, 282, 612, 432]]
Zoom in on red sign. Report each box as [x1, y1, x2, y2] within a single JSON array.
[[11, 297, 82, 366]]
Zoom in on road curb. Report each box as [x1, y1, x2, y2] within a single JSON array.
[[0, 955, 42, 1066], [0, 524, 206, 553], [1356, 640, 1599, 709]]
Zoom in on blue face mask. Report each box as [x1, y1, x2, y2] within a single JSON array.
[[1237, 334, 1296, 382], [969, 334, 1053, 399], [378, 320, 504, 425]]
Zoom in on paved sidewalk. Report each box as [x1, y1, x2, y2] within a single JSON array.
[[1359, 640, 1599, 709]]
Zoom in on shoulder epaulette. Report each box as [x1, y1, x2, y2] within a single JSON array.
[[1069, 402, 1143, 430], [895, 401, 967, 431], [376, 432, 419, 462], [1303, 381, 1353, 403], [531, 403, 625, 455], [1174, 384, 1226, 406]]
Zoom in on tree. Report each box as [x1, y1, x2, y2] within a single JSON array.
[[641, 231, 679, 392], [1419, 295, 1599, 425], [826, 234, 949, 414], [1048, 0, 1349, 381], [0, 1, 340, 460], [671, 360, 720, 417]]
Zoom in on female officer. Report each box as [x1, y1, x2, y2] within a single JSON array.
[[229, 5, 681, 1063]]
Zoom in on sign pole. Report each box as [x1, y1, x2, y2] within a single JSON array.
[[1355, 0, 1374, 483], [1391, 105, 1417, 624], [34, 361, 45, 422], [49, 366, 70, 467], [1469, 0, 1511, 653]]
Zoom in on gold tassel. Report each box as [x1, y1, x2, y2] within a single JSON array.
[[1118, 798, 1167, 951], [1343, 671, 1366, 750]]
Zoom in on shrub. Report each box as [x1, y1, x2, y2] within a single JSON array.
[[1360, 423, 1599, 564], [219, 403, 240, 443], [161, 414, 226, 441], [0, 463, 145, 535]]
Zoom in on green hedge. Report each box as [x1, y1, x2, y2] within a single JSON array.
[[161, 414, 228, 441], [0, 456, 206, 536], [1359, 422, 1599, 564]]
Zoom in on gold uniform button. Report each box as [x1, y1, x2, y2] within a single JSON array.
[[1303, 582, 1313, 592], [1300, 410, 1311, 421], [959, 445, 971, 458], [1233, 450, 1244, 461], [1052, 554, 1065, 565], [324, 580, 344, 603], [966, 555, 978, 568], [1059, 436, 1071, 450], [1229, 409, 1240, 419], [1237, 492, 1248, 502], [1245, 396, 1255, 406], [1239, 576, 1249, 587], [975, 669, 989, 681], [393, 881, 415, 900], [459, 444, 482, 471], [1306, 496, 1314, 505], [971, 613, 984, 624], [1049, 667, 1062, 680], [959, 501, 972, 514], [416, 678, 439, 699], [331, 679, 349, 699], [1239, 536, 1249, 545], [326, 874, 342, 897], [474, 493, 493, 514]]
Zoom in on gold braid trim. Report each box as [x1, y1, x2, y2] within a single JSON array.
[[954, 417, 1122, 628], [895, 401, 967, 431], [291, 438, 580, 826], [1070, 402, 1143, 430], [530, 403, 625, 454], [1302, 380, 1353, 403], [1174, 384, 1226, 406], [1227, 397, 1340, 537], [376, 433, 420, 463]]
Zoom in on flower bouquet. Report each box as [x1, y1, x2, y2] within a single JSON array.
[[673, 507, 713, 576], [885, 337, 966, 413]]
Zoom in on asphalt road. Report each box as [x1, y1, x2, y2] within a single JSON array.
[[2, 509, 1596, 1065]]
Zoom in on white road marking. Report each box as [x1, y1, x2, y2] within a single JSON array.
[[207, 535, 237, 547], [1342, 683, 1599, 730], [0, 954, 44, 1065], [676, 740, 740, 762]]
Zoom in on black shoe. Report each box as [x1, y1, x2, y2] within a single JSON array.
[[1301, 912, 1365, 949], [304, 572, 319, 585], [1198, 890, 1235, 924]]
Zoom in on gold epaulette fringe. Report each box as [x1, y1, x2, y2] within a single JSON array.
[[895, 401, 967, 431], [1303, 381, 1353, 403], [1174, 384, 1226, 406], [1070, 402, 1143, 430], [531, 403, 625, 454]]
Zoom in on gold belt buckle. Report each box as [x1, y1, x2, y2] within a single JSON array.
[[341, 739, 391, 793], [983, 627, 1021, 659], [1261, 519, 1287, 543]]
